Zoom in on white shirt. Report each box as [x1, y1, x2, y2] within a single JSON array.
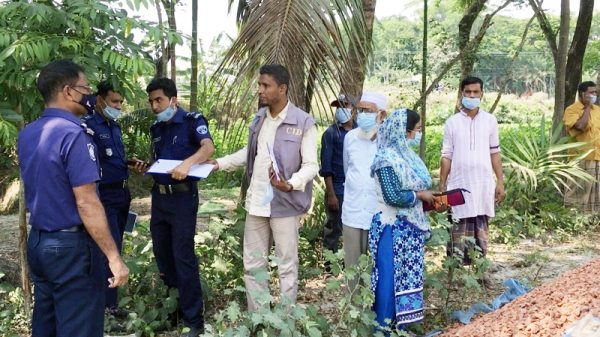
[[341, 128, 378, 230], [441, 109, 500, 219], [216, 102, 318, 217]]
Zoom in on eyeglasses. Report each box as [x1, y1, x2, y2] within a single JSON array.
[[70, 85, 93, 95]]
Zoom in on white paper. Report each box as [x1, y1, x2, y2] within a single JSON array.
[[146, 159, 214, 179], [266, 143, 280, 181]]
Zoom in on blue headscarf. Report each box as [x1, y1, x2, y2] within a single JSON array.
[[370, 108, 432, 231]]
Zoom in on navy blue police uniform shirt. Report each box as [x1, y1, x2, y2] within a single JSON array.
[[150, 107, 212, 185], [83, 112, 128, 183], [319, 123, 353, 196], [18, 108, 101, 231]]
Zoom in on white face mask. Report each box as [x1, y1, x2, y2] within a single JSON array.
[[590, 95, 598, 105]]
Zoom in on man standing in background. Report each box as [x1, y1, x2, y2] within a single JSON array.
[[440, 76, 505, 269], [563, 81, 600, 213], [320, 94, 354, 270], [83, 80, 146, 317]]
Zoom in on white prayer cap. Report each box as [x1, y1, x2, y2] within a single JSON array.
[[360, 91, 388, 111]]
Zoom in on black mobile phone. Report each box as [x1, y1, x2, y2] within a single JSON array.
[[124, 211, 138, 234]]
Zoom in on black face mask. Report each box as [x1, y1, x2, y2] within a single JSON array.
[[78, 94, 97, 115]]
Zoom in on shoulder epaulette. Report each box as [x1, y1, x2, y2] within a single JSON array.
[[185, 111, 204, 119], [80, 122, 95, 136]]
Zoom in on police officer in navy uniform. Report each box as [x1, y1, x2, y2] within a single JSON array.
[[83, 80, 146, 317], [18, 60, 129, 337], [146, 77, 214, 337]]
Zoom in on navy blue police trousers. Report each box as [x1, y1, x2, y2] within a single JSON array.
[[150, 183, 204, 329], [98, 185, 131, 309], [28, 228, 104, 337]]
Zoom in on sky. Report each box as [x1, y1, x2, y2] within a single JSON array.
[[129, 0, 581, 57]]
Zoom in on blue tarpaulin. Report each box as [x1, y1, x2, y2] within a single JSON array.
[[452, 278, 529, 324]]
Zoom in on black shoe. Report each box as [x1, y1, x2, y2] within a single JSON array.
[[181, 325, 204, 337]]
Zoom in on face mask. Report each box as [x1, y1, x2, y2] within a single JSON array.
[[335, 108, 352, 124], [156, 99, 176, 122], [78, 94, 96, 114], [462, 96, 481, 110], [103, 106, 122, 120], [408, 131, 422, 147], [356, 112, 377, 131], [590, 95, 598, 105]]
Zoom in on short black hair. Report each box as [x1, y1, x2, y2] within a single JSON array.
[[146, 77, 177, 97], [96, 80, 118, 98], [406, 109, 421, 131], [460, 76, 484, 92], [259, 64, 290, 90], [37, 60, 84, 103], [578, 81, 596, 96]]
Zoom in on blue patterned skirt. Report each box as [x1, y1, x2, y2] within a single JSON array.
[[369, 212, 426, 331]]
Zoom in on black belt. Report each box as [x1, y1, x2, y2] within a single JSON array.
[[99, 180, 128, 189], [153, 182, 193, 195]]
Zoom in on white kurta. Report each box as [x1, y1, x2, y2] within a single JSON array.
[[441, 109, 500, 219], [341, 128, 378, 230]]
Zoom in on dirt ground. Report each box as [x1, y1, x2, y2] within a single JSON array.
[[2, 193, 600, 336]]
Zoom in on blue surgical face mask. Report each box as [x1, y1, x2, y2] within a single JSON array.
[[408, 131, 422, 147], [590, 95, 598, 105], [335, 107, 352, 124], [462, 96, 481, 110], [156, 99, 176, 122], [103, 106, 122, 120], [356, 112, 377, 131]]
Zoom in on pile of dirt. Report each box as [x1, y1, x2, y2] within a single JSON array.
[[440, 258, 600, 337]]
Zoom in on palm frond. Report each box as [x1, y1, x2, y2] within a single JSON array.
[[213, 0, 367, 135]]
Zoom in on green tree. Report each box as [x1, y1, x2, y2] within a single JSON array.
[[0, 0, 176, 313]]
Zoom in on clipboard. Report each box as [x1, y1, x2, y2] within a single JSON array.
[[423, 188, 470, 212]]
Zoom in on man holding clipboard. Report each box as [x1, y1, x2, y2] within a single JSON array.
[[146, 77, 215, 337]]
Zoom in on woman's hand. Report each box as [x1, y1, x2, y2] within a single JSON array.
[[416, 190, 436, 205]]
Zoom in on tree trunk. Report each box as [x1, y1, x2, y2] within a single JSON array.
[[458, 0, 487, 81], [413, 0, 509, 112], [162, 0, 177, 84], [529, 0, 558, 61], [16, 103, 31, 318], [564, 0, 595, 108], [154, 0, 167, 78], [419, 0, 428, 159], [490, 15, 536, 114], [345, 0, 377, 100], [553, 0, 570, 133], [190, 0, 198, 111]]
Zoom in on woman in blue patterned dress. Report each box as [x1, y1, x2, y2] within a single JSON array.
[[369, 108, 436, 333]]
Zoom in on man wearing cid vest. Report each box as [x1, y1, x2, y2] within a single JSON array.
[[211, 64, 318, 311]]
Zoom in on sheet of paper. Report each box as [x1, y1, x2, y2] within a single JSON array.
[[146, 159, 214, 179], [267, 143, 280, 181]]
